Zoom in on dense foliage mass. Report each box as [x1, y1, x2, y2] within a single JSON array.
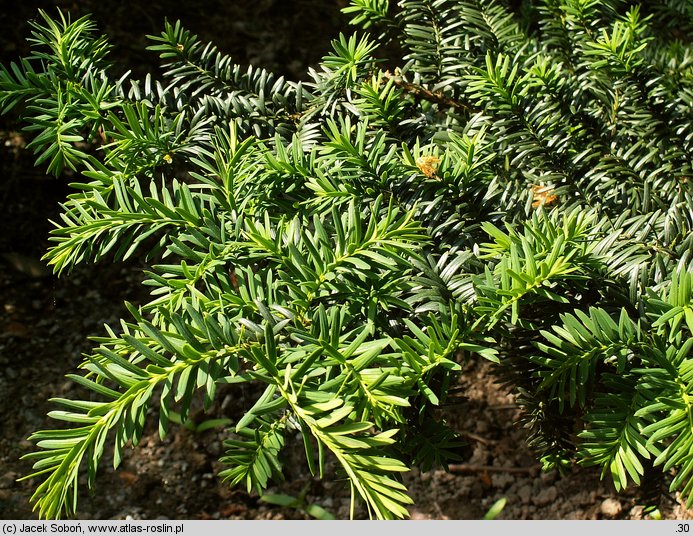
[[1, 0, 691, 520]]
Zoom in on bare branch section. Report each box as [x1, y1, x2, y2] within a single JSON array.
[[382, 71, 476, 114]]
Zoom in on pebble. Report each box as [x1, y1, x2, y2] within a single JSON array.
[[517, 484, 532, 504], [475, 421, 489, 433], [0, 471, 17, 488], [491, 473, 514, 489], [572, 490, 591, 505], [206, 441, 222, 457], [540, 470, 557, 483], [600, 498, 622, 518], [532, 486, 558, 506], [629, 505, 644, 519]]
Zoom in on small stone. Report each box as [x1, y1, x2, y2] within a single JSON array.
[[540, 470, 557, 483], [410, 511, 431, 520], [206, 441, 222, 457], [600, 498, 622, 518], [628, 505, 643, 519], [517, 484, 532, 504], [532, 486, 558, 506], [491, 473, 514, 489], [0, 471, 18, 488]]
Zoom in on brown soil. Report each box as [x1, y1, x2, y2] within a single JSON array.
[[1, 0, 692, 521]]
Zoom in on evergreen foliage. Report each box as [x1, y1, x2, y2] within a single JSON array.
[[1, 0, 691, 519]]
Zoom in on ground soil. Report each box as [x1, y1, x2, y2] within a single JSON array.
[[1, 0, 692, 522]]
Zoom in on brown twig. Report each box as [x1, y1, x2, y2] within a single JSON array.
[[459, 431, 496, 446], [383, 71, 477, 115], [448, 463, 538, 475], [487, 404, 518, 411]]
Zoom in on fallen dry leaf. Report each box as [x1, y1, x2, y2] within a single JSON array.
[[531, 184, 559, 208]]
